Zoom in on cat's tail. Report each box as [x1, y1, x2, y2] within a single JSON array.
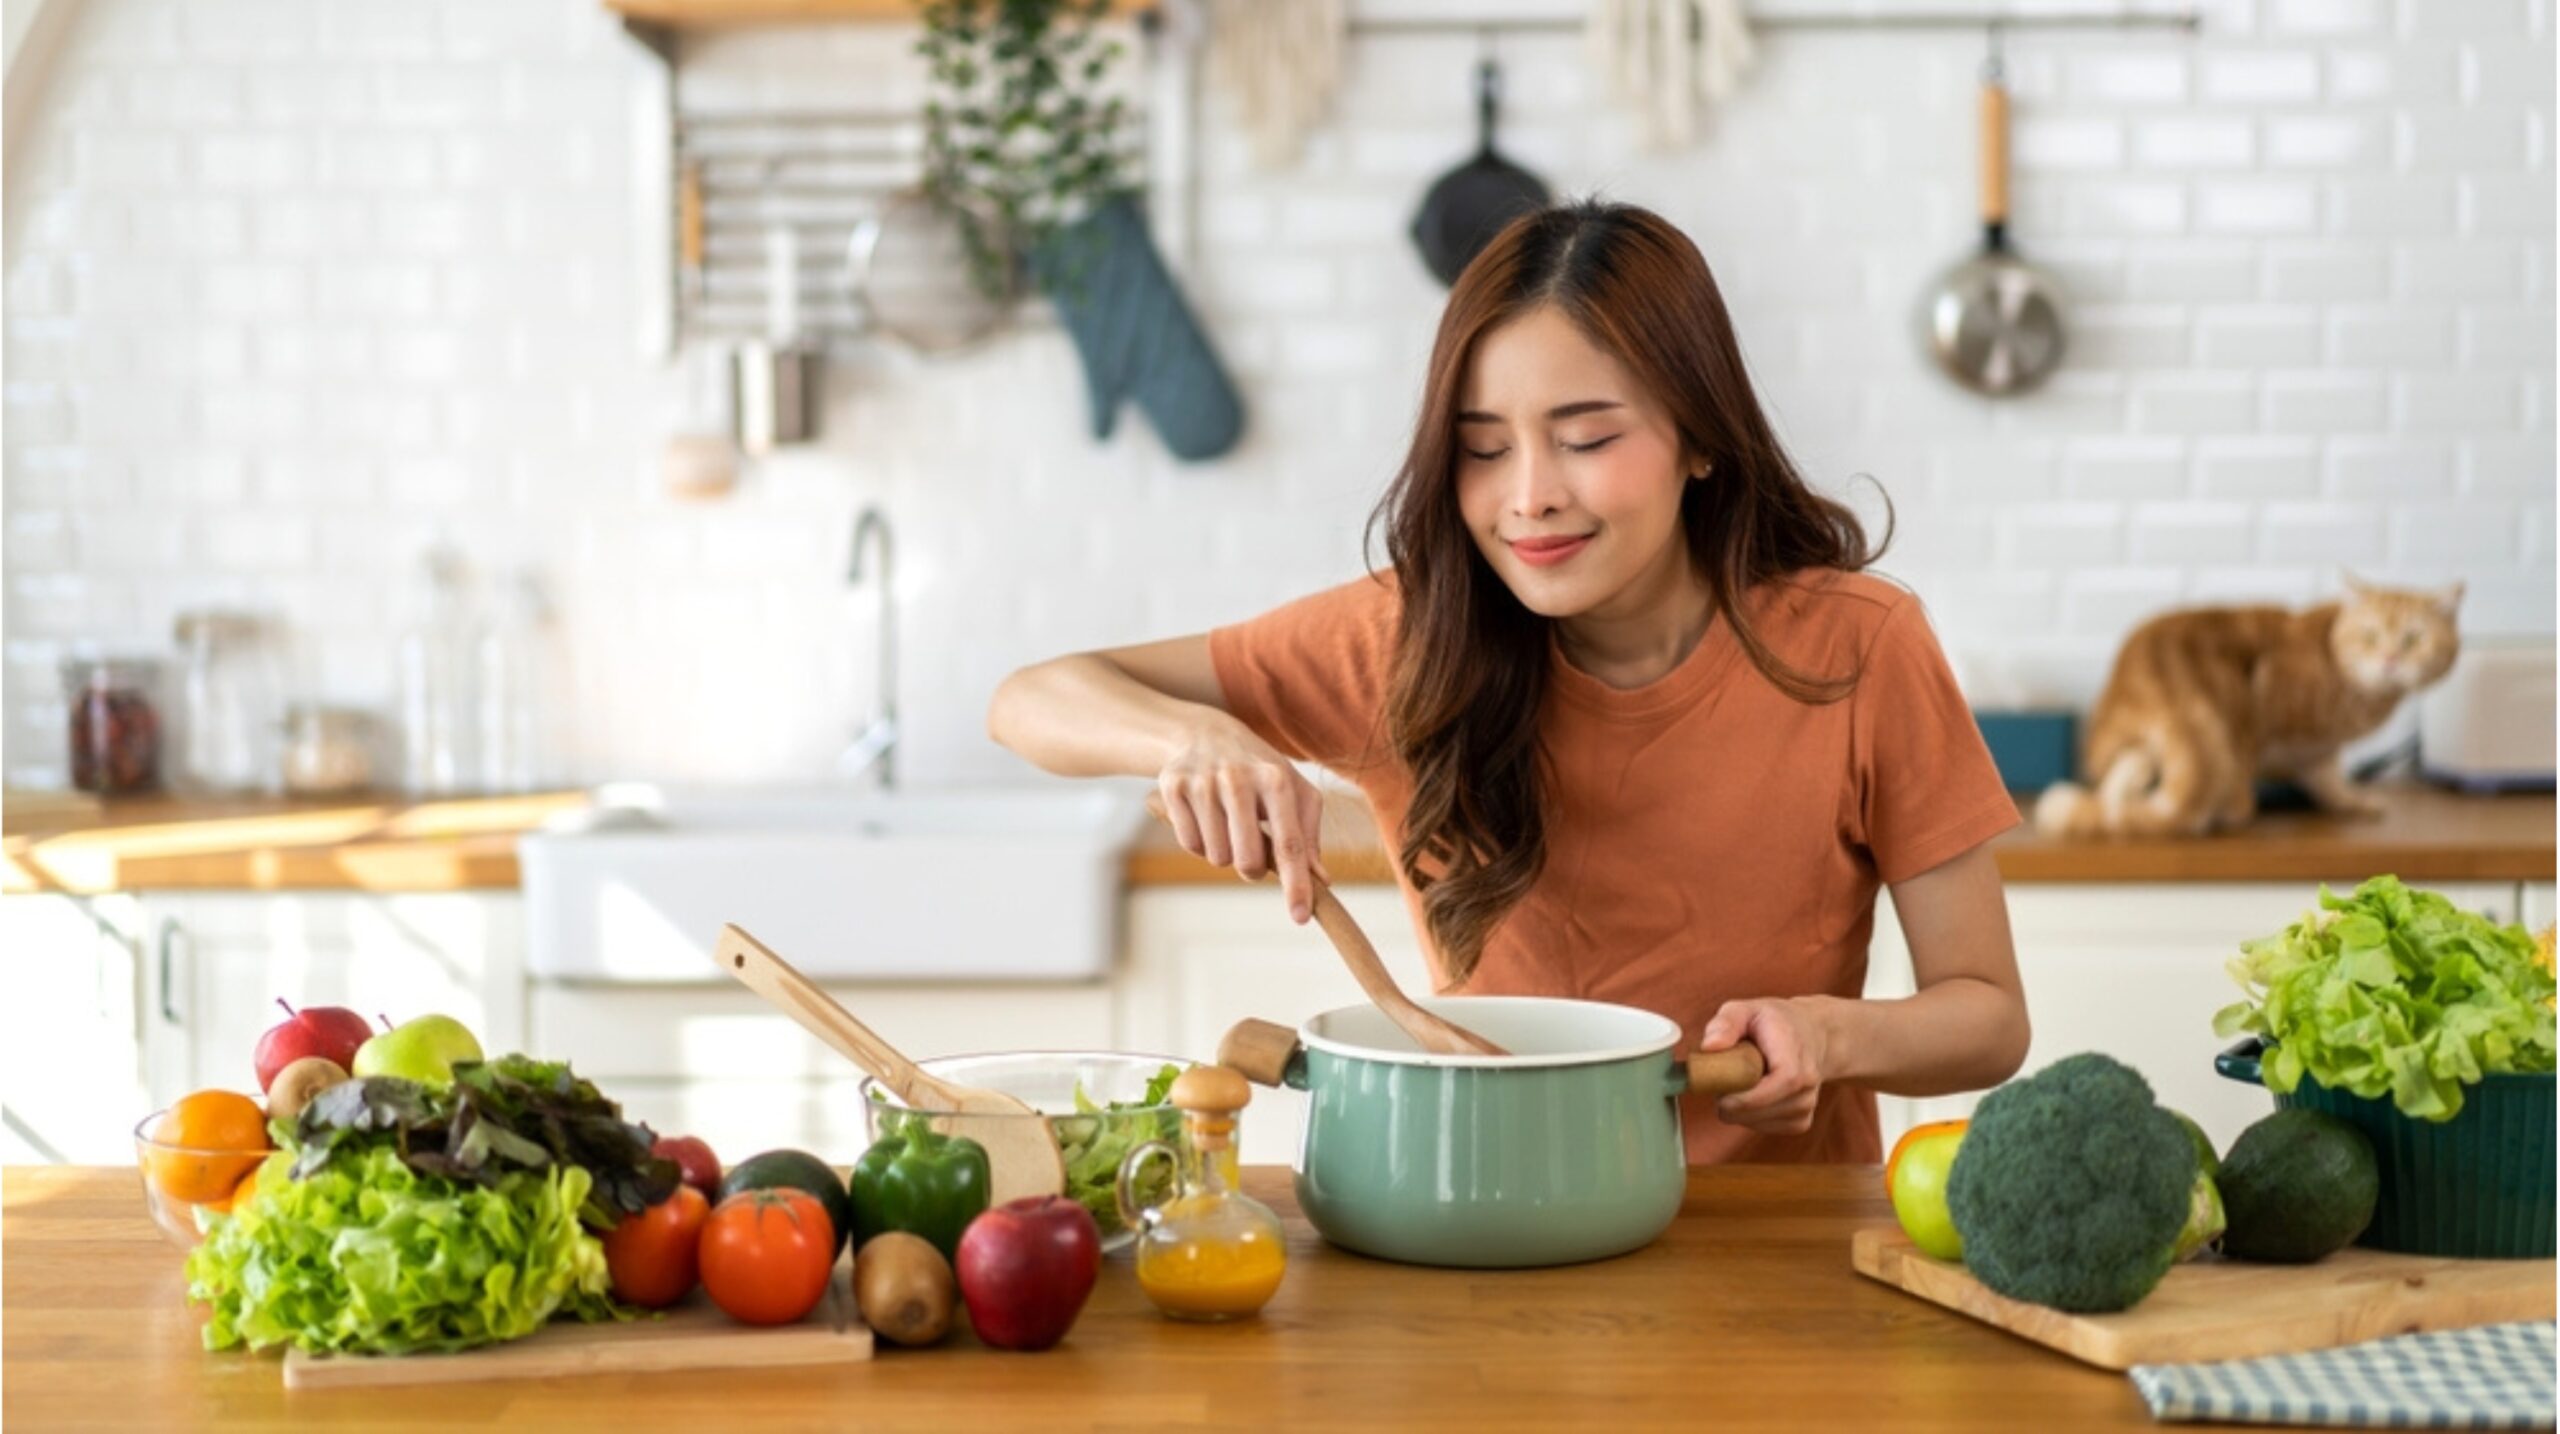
[[2032, 780, 2106, 837], [2034, 736, 2213, 837]]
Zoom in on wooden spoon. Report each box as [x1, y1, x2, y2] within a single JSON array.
[[1146, 793, 1508, 1058], [712, 923, 1067, 1205]]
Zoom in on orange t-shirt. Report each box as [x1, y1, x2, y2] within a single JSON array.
[[1207, 566, 2020, 1165]]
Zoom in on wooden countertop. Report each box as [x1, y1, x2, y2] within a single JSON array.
[[6, 782, 2549, 896], [2, 791, 589, 895], [3, 1163, 2161, 1432], [1130, 781, 2557, 887]]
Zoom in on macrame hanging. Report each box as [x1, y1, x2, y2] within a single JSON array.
[[1205, 0, 1351, 170], [1587, 0, 1758, 150]]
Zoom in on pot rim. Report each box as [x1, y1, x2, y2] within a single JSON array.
[[1299, 995, 1682, 1070]]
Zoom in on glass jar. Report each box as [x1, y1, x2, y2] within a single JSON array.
[[1116, 1066, 1288, 1323], [397, 547, 473, 796], [62, 656, 164, 796], [172, 610, 278, 795], [280, 704, 379, 797]]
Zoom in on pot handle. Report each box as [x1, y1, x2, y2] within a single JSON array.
[[1683, 1041, 1767, 1098], [1218, 1018, 1308, 1091], [2215, 1037, 2268, 1086]]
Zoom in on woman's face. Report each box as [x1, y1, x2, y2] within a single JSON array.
[[1453, 304, 1700, 622]]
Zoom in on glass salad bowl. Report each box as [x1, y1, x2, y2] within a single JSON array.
[[858, 1051, 1189, 1253]]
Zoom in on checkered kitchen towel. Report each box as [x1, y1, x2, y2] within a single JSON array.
[[2130, 1321, 2557, 1428]]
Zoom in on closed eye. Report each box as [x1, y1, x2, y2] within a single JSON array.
[[1464, 435, 1617, 460]]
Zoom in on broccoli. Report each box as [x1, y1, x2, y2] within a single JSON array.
[[1944, 1052, 2200, 1314]]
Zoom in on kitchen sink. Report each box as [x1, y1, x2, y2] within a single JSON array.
[[519, 785, 1148, 982]]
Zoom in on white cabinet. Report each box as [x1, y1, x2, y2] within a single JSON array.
[[2524, 882, 2555, 933], [3, 890, 523, 1158], [0, 894, 155, 1163], [525, 979, 1119, 1161], [1123, 878, 2533, 1170], [141, 892, 523, 1103], [1118, 886, 1431, 1167], [13, 871, 2542, 1173], [1866, 881, 2523, 1155]]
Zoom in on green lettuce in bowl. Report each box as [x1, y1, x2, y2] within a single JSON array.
[[2213, 875, 2557, 1122]]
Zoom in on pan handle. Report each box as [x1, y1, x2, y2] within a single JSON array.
[[1979, 65, 2011, 236], [1218, 1018, 1308, 1091], [1682, 1041, 1767, 1099]]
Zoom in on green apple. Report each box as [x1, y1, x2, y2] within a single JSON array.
[[1886, 1119, 1969, 1262], [352, 1014, 483, 1087]]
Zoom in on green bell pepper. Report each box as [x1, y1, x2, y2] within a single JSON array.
[[849, 1116, 991, 1261]]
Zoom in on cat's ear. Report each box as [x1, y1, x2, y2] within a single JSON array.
[[2340, 569, 2373, 597], [2434, 580, 2466, 614]]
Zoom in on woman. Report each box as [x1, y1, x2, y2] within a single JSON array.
[[988, 200, 2029, 1163]]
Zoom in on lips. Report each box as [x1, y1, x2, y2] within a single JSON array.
[[1508, 534, 1594, 568]]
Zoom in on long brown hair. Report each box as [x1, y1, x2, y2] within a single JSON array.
[[1368, 198, 1887, 985]]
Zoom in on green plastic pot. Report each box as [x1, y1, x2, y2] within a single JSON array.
[[1222, 997, 1762, 1269], [2215, 1038, 2555, 1259]]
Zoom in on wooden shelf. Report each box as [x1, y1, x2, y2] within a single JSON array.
[[604, 0, 1155, 24]]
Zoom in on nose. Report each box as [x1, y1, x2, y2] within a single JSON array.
[[1502, 446, 1569, 519]]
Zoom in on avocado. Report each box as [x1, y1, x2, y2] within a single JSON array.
[[2217, 1109, 2378, 1264], [720, 1148, 855, 1255]]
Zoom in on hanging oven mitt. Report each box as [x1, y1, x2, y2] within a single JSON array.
[[1030, 193, 1245, 463]]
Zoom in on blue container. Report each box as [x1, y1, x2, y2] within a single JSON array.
[[2216, 1039, 2555, 1259], [1972, 709, 2078, 793]]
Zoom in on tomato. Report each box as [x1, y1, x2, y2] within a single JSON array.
[[699, 1189, 837, 1326], [603, 1185, 711, 1309]]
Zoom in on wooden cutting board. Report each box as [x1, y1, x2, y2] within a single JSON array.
[[1853, 1226, 2556, 1371], [280, 1272, 871, 1390]]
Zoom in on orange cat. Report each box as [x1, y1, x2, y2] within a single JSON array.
[[2035, 577, 2463, 837]]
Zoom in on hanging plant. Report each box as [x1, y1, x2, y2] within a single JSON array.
[[916, 0, 1138, 304]]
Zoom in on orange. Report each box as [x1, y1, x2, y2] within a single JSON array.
[[146, 1091, 271, 1205], [204, 1157, 266, 1215]]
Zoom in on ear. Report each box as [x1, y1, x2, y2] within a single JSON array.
[[2435, 580, 2466, 614], [2339, 569, 2372, 597]]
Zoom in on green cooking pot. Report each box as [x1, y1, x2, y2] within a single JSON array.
[[1219, 996, 1764, 1268]]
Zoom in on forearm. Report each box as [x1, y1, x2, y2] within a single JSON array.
[[1802, 978, 2030, 1098], [986, 653, 1242, 779]]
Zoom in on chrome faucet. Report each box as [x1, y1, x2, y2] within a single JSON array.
[[840, 505, 898, 789]]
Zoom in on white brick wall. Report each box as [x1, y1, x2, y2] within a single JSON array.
[[2, 0, 2551, 788]]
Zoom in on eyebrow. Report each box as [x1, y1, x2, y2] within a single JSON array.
[[1455, 400, 1625, 425]]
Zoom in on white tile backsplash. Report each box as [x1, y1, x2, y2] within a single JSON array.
[[2, 0, 2551, 791]]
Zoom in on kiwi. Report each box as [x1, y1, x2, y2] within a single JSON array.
[[856, 1231, 956, 1348], [266, 1057, 351, 1125]]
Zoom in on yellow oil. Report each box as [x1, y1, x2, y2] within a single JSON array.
[[1134, 1199, 1287, 1321]]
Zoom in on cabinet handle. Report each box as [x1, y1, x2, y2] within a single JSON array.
[[157, 919, 190, 1026]]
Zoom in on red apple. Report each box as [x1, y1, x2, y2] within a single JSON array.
[[651, 1134, 721, 1197], [955, 1196, 1101, 1352], [252, 1000, 376, 1092]]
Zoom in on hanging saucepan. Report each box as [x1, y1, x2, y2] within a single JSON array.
[[1219, 996, 1764, 1268], [1409, 58, 1552, 288], [1917, 39, 2066, 396]]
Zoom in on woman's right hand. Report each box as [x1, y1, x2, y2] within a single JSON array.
[[1157, 725, 1332, 925]]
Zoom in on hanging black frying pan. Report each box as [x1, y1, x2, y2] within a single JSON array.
[[1410, 58, 1551, 288], [1918, 44, 2066, 396]]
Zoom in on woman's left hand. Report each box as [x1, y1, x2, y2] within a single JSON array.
[[1698, 998, 1832, 1136]]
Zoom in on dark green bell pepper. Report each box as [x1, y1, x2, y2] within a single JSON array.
[[848, 1117, 991, 1261]]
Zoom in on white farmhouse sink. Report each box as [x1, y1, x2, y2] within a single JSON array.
[[519, 786, 1147, 982]]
